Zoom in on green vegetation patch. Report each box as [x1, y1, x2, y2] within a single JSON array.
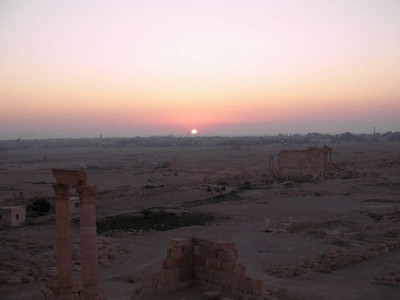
[[181, 191, 243, 207], [31, 181, 47, 185], [27, 198, 52, 217], [239, 184, 274, 191], [96, 209, 214, 234], [236, 181, 274, 191]]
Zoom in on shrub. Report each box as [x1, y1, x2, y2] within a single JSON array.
[[27, 198, 52, 216]]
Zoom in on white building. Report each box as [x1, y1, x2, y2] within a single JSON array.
[[0, 206, 26, 227], [69, 196, 80, 214]]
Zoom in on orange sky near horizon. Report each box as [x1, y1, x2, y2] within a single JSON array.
[[1, 0, 399, 138]]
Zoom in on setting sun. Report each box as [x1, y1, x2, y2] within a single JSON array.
[[0, 0, 399, 138], [191, 129, 198, 135]]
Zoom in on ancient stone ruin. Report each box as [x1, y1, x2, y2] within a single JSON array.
[[278, 146, 332, 179], [43, 169, 101, 300], [268, 155, 274, 170], [0, 206, 26, 227], [132, 237, 264, 299]]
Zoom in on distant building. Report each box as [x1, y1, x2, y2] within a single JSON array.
[[0, 206, 26, 227], [278, 146, 333, 179], [69, 196, 80, 214]]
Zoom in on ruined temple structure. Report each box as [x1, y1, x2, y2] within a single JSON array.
[[278, 146, 333, 179], [268, 155, 275, 170], [133, 238, 264, 299], [45, 169, 101, 300]]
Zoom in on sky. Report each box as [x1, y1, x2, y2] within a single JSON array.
[[1, 0, 399, 138]]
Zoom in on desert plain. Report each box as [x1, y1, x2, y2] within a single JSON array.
[[0, 140, 400, 300]]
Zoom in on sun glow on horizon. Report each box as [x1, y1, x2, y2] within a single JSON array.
[[1, 0, 399, 138]]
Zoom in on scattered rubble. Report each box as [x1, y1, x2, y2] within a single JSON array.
[[267, 238, 399, 277], [0, 237, 125, 285]]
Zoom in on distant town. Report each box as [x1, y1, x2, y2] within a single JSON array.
[[1, 131, 399, 150]]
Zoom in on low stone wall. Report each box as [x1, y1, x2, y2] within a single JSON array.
[[133, 237, 264, 299]]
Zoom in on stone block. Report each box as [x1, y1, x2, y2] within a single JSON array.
[[217, 271, 232, 287], [156, 270, 167, 287], [193, 254, 206, 267], [276, 288, 288, 297], [221, 260, 235, 272], [250, 278, 262, 295], [21, 276, 29, 284], [194, 266, 206, 280], [243, 276, 253, 293], [165, 268, 179, 284], [210, 270, 219, 283], [162, 257, 177, 269], [52, 168, 87, 186], [179, 251, 193, 281], [0, 269, 12, 276], [0, 262, 16, 271], [170, 247, 183, 258], [217, 249, 236, 261], [182, 244, 194, 255], [204, 290, 222, 299], [193, 238, 212, 247], [211, 240, 236, 251], [333, 255, 353, 268], [7, 277, 22, 285], [231, 288, 243, 298], [206, 257, 222, 270], [233, 249, 238, 260], [139, 287, 152, 297], [205, 268, 213, 282], [44, 269, 58, 278], [131, 283, 143, 298], [201, 246, 218, 258], [171, 238, 191, 248], [231, 274, 245, 290], [194, 245, 202, 256], [232, 264, 246, 276], [41, 287, 56, 300], [142, 274, 156, 290]]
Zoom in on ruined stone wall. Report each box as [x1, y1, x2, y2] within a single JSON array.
[[278, 146, 332, 179], [134, 238, 263, 299], [192, 238, 262, 298]]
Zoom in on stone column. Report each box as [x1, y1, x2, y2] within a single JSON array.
[[53, 184, 74, 300], [78, 185, 99, 300], [268, 155, 274, 169]]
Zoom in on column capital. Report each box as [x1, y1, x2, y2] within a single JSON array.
[[77, 185, 97, 204], [53, 183, 71, 199]]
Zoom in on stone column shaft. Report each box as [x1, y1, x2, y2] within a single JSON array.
[[53, 184, 74, 300], [268, 155, 274, 169], [78, 185, 99, 300]]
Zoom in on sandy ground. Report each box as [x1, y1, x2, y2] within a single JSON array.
[[0, 142, 400, 299]]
